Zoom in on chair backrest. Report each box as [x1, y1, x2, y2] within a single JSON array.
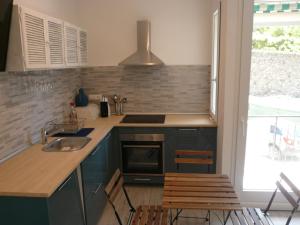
[[103, 169, 135, 225], [175, 150, 214, 173], [265, 173, 300, 225], [175, 150, 213, 165]]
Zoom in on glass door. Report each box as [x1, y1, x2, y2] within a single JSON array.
[[236, 0, 300, 207], [122, 141, 163, 174]]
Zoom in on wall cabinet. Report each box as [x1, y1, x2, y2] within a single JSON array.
[[0, 171, 85, 225], [6, 5, 87, 71], [47, 17, 65, 68]]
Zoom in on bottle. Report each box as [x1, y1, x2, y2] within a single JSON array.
[[100, 96, 108, 117], [69, 102, 78, 123], [75, 88, 89, 107]]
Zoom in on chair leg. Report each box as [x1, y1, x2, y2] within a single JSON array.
[[285, 206, 299, 225], [224, 210, 231, 225], [170, 209, 174, 225], [264, 188, 278, 214], [122, 185, 136, 213]]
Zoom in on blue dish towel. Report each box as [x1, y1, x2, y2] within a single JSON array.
[[52, 128, 95, 137]]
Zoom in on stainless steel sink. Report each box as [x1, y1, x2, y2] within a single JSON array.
[[43, 137, 92, 152]]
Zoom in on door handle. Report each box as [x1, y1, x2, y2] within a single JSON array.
[[241, 118, 246, 137]]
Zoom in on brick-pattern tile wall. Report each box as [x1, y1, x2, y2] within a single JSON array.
[[81, 65, 210, 114], [0, 69, 81, 161]]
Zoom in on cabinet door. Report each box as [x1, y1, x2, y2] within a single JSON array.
[[79, 29, 88, 65], [81, 142, 109, 225], [46, 17, 64, 68], [106, 131, 118, 177], [64, 22, 79, 66], [172, 128, 217, 173], [47, 171, 85, 225], [164, 128, 176, 172], [21, 7, 49, 69]]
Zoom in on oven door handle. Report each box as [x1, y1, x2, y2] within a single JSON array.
[[123, 145, 161, 149]]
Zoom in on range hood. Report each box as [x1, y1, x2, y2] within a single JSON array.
[[119, 20, 164, 66]]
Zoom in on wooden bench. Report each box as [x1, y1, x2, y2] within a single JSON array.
[[103, 169, 168, 225], [229, 173, 300, 225]]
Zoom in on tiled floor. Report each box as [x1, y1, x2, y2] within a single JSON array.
[[98, 185, 300, 225]]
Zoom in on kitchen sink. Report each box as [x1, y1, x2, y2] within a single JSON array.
[[43, 137, 92, 152]]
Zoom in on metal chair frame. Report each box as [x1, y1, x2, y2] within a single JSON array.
[[102, 172, 136, 225]]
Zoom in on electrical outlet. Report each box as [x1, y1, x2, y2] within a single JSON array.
[[89, 94, 102, 101]]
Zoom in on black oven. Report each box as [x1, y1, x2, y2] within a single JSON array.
[[120, 134, 164, 175]]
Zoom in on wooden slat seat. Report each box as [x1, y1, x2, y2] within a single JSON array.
[[228, 173, 300, 225], [103, 169, 168, 225], [131, 205, 168, 225]]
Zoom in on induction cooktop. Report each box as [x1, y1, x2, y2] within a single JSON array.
[[121, 115, 166, 124]]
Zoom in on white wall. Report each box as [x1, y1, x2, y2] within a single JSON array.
[[13, 0, 81, 25], [79, 0, 214, 66], [216, 0, 244, 179]]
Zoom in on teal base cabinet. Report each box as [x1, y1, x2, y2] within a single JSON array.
[[171, 128, 217, 173], [0, 171, 85, 225], [81, 130, 117, 225], [117, 127, 217, 178]]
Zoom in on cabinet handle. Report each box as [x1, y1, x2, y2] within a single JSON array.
[[134, 178, 151, 181], [104, 133, 111, 141], [178, 129, 198, 131], [123, 145, 161, 148], [93, 183, 103, 195], [58, 176, 72, 191], [91, 146, 102, 156]]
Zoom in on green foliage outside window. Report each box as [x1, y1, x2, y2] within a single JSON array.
[[252, 26, 300, 53]]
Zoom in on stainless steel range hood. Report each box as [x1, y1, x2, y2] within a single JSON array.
[[119, 20, 164, 66]]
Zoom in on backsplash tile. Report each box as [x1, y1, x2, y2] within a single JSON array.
[[0, 69, 81, 161], [81, 65, 210, 114], [0, 65, 210, 162]]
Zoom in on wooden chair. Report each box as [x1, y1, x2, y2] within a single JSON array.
[[229, 173, 300, 225], [102, 169, 168, 225], [175, 150, 214, 173], [172, 150, 214, 223]]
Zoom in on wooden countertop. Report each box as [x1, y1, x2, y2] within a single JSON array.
[[116, 114, 216, 127], [0, 114, 216, 197]]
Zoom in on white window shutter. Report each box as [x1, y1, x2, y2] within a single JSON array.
[[64, 23, 79, 66], [21, 7, 48, 69], [46, 17, 64, 68], [79, 30, 88, 65]]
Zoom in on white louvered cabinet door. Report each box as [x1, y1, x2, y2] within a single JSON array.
[[64, 23, 79, 66], [46, 17, 64, 68], [79, 30, 88, 65], [20, 7, 49, 69]]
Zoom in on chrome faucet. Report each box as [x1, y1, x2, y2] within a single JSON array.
[[40, 120, 57, 144]]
